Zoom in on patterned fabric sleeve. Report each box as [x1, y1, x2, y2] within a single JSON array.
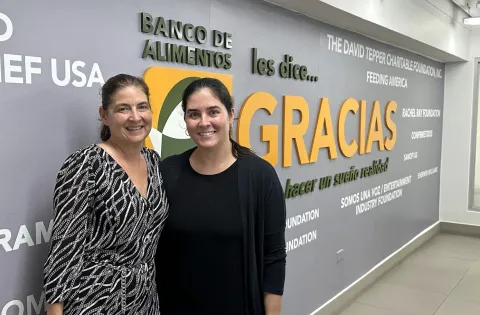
[[43, 149, 93, 304]]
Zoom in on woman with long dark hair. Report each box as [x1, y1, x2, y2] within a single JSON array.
[[156, 78, 287, 315]]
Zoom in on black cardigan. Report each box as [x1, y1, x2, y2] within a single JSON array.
[[155, 147, 287, 315]]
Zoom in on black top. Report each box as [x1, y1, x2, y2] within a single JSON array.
[[156, 147, 287, 315], [158, 160, 245, 314]]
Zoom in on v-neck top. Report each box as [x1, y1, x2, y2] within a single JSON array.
[[97, 144, 151, 200], [43, 144, 169, 315]]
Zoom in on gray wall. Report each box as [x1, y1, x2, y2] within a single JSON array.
[[0, 1, 444, 314]]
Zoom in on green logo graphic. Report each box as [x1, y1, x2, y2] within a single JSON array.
[[149, 77, 199, 158]]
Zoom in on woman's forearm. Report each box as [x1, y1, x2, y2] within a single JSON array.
[[264, 292, 282, 315], [46, 302, 64, 315]]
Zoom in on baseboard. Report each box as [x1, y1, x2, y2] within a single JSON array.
[[309, 221, 441, 315], [440, 221, 480, 238]]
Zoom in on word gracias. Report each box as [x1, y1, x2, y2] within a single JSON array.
[[237, 93, 397, 167]]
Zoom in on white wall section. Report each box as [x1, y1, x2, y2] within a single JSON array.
[[440, 30, 480, 225]]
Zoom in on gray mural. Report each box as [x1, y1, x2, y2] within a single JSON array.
[[0, 0, 443, 314]]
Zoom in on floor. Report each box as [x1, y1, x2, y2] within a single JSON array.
[[340, 233, 480, 315]]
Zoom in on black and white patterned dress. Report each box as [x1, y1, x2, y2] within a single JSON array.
[[43, 144, 168, 315]]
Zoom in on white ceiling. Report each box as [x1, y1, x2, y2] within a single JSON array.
[[264, 0, 469, 62]]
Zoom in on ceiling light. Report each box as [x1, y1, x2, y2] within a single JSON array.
[[464, 17, 480, 25]]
